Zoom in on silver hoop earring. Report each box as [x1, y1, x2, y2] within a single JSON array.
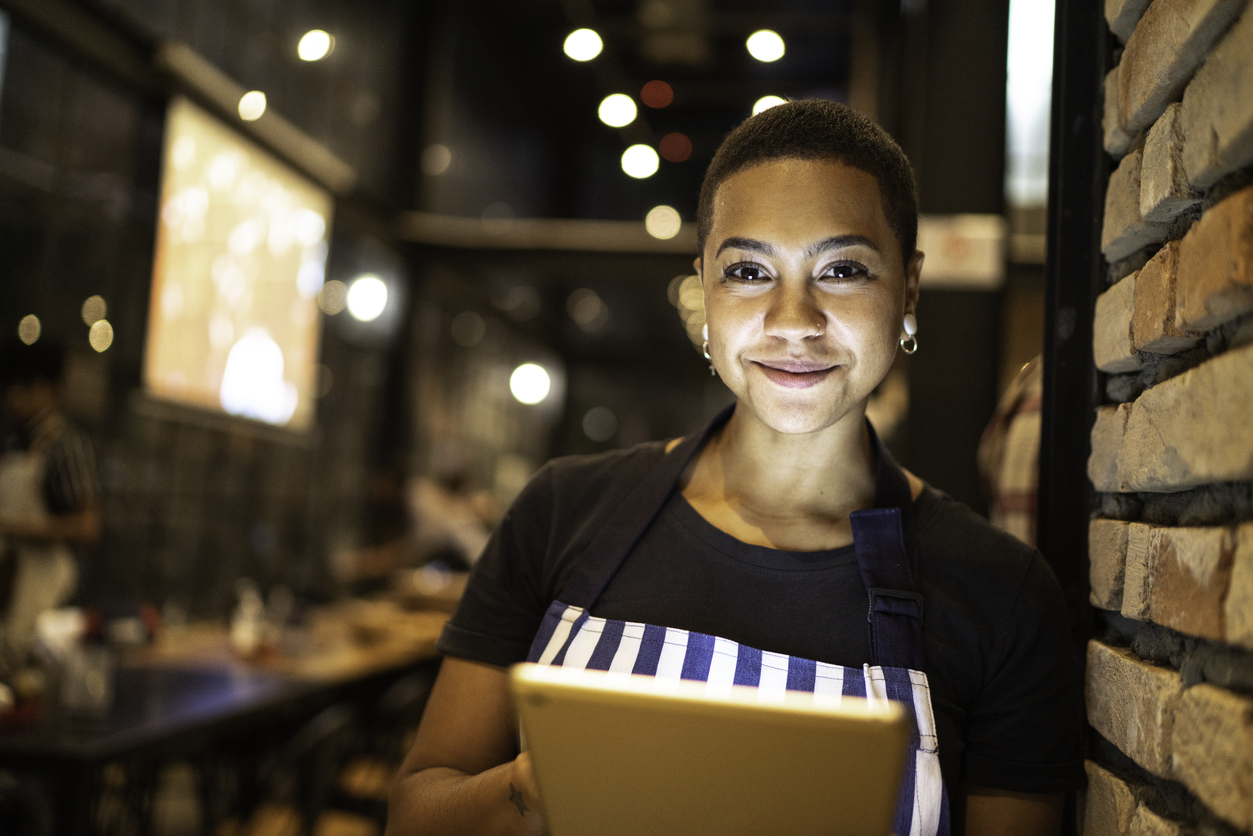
[[900, 334, 918, 354]]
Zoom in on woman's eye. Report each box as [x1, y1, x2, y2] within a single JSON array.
[[823, 262, 868, 281], [725, 264, 767, 282]]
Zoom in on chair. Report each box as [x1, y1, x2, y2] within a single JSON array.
[[325, 668, 437, 829]]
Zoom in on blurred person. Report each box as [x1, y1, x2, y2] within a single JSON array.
[[332, 463, 498, 587], [389, 101, 1082, 836], [977, 356, 1043, 547], [0, 337, 101, 666], [407, 464, 497, 572]]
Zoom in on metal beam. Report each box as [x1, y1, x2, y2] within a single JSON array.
[[395, 211, 698, 255]]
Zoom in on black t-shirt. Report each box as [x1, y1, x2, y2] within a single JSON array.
[[440, 440, 1085, 795]]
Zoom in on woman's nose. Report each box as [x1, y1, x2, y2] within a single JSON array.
[[763, 285, 825, 340]]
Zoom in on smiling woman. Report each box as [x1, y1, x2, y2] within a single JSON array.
[[697, 159, 918, 440], [386, 101, 1083, 836]]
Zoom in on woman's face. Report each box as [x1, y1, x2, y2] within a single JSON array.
[[697, 158, 922, 436]]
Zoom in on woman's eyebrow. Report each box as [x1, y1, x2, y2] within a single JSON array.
[[804, 235, 879, 258], [715, 236, 776, 258]]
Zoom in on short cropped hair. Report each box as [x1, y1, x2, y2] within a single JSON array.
[[697, 100, 919, 267], [0, 337, 65, 388]]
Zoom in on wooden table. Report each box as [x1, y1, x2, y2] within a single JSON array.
[[0, 599, 448, 835]]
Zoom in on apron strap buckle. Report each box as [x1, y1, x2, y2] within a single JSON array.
[[866, 587, 923, 626]]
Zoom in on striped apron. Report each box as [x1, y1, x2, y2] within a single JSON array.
[[525, 408, 950, 836]]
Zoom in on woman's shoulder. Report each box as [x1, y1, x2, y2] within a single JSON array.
[[512, 439, 673, 522], [911, 484, 1048, 587], [540, 438, 671, 485]]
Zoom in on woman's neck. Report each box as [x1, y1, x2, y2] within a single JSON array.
[[680, 403, 877, 551]]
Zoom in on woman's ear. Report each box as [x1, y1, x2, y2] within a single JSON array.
[[905, 250, 924, 314], [693, 256, 703, 280]]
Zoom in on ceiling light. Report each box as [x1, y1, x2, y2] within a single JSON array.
[[17, 314, 40, 345], [640, 80, 674, 108], [659, 132, 692, 162], [89, 320, 114, 353], [746, 30, 785, 62], [598, 94, 637, 128], [421, 144, 452, 176], [563, 28, 603, 61], [753, 95, 787, 115], [510, 363, 551, 405], [318, 280, 347, 315], [583, 406, 618, 442], [297, 30, 334, 61], [81, 295, 107, 326], [346, 274, 388, 322], [645, 205, 681, 240], [621, 144, 660, 178], [238, 91, 267, 121]]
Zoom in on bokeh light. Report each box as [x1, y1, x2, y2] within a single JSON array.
[[659, 132, 692, 163], [563, 28, 603, 61], [17, 315, 40, 345], [598, 94, 637, 128], [641, 80, 674, 108], [297, 30, 334, 61], [317, 279, 348, 314], [583, 406, 618, 442], [746, 30, 785, 62], [510, 363, 551, 405], [450, 310, 487, 347], [670, 274, 707, 349], [238, 91, 267, 121], [346, 274, 388, 322], [219, 329, 297, 423], [753, 95, 787, 115], [89, 319, 114, 353], [621, 144, 660, 178], [421, 144, 452, 176], [645, 205, 682, 240], [495, 286, 542, 321], [81, 295, 107, 326], [567, 288, 609, 332]]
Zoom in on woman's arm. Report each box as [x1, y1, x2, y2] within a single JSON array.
[[387, 657, 546, 836]]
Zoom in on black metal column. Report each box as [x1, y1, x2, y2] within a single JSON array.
[[1038, 0, 1109, 645]]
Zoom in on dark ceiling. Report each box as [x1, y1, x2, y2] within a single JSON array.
[[420, 0, 857, 223]]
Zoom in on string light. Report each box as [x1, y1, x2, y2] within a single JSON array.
[[746, 30, 785, 62], [753, 95, 787, 115], [598, 94, 637, 128], [563, 29, 603, 61], [238, 91, 267, 121], [297, 30, 334, 61], [621, 145, 659, 178], [510, 364, 551, 404]]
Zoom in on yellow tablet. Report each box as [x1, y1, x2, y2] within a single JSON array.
[[511, 662, 910, 836]]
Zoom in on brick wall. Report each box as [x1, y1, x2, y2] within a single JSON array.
[[1086, 0, 1253, 833]]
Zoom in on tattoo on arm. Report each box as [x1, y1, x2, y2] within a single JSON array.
[[509, 783, 529, 816]]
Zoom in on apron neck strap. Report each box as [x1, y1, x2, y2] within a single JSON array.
[[851, 421, 924, 671], [559, 405, 735, 609]]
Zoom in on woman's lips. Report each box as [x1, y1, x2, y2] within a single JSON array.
[[752, 360, 837, 389]]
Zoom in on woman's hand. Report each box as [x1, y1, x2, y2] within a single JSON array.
[[508, 751, 545, 819]]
